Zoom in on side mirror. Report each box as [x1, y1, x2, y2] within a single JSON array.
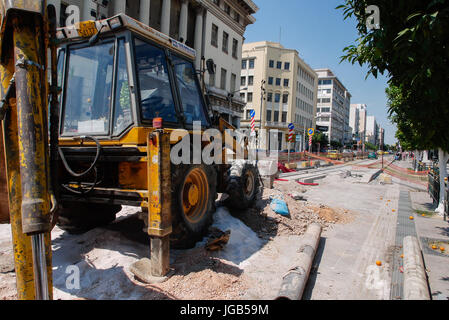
[[206, 59, 216, 75]]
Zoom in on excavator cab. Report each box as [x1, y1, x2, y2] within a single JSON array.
[[58, 16, 211, 138]]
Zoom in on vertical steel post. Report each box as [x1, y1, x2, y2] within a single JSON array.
[[147, 130, 172, 277]]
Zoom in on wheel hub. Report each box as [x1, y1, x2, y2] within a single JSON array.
[[244, 171, 255, 197], [181, 168, 210, 223], [186, 183, 199, 207]]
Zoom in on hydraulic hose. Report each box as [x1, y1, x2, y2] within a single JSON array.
[[58, 136, 102, 178], [58, 136, 102, 195]]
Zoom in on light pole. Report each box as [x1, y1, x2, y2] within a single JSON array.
[[259, 80, 266, 150], [227, 87, 248, 126], [93, 0, 109, 21]]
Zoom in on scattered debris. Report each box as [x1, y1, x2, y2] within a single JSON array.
[[340, 171, 352, 179], [289, 192, 307, 201], [206, 227, 231, 251], [270, 196, 290, 216]]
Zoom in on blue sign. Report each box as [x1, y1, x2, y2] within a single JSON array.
[[250, 110, 256, 118], [288, 123, 295, 130]]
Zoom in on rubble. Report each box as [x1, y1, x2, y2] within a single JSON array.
[[237, 180, 354, 240], [206, 228, 231, 251]]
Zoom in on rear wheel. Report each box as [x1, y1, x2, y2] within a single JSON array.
[[170, 164, 217, 249], [224, 162, 261, 210], [56, 202, 121, 234]]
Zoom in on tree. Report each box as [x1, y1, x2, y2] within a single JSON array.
[[313, 132, 329, 151], [338, 0, 449, 214], [330, 140, 343, 150], [364, 142, 377, 151]]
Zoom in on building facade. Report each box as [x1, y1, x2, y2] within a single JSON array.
[[314, 69, 351, 146], [365, 115, 379, 146], [49, 0, 258, 127], [240, 41, 318, 151], [378, 127, 385, 148], [350, 103, 368, 145]]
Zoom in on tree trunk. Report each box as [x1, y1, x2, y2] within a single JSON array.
[[414, 150, 419, 172], [423, 150, 429, 163], [436, 148, 448, 215]]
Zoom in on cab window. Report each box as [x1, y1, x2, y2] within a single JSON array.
[[62, 41, 114, 135], [113, 38, 133, 135], [171, 55, 209, 126], [134, 38, 178, 123]]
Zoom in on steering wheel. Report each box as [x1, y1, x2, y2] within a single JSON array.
[[141, 95, 174, 120]]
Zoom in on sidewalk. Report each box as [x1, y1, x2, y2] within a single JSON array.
[[393, 158, 449, 300], [410, 191, 449, 300]]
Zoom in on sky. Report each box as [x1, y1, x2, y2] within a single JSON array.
[[244, 0, 397, 145]]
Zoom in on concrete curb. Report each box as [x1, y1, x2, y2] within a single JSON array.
[[360, 169, 383, 183], [275, 223, 322, 300], [403, 236, 431, 300]]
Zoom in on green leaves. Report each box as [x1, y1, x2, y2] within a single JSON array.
[[338, 0, 449, 152]]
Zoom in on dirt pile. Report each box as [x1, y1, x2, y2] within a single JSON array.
[[146, 249, 248, 300], [236, 180, 354, 239]]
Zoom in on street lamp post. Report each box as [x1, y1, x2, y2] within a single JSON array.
[[259, 80, 266, 150], [227, 87, 248, 126]]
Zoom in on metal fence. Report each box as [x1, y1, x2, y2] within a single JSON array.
[[428, 165, 440, 205], [427, 162, 449, 221]]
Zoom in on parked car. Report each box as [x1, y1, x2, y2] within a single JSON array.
[[368, 152, 378, 159], [328, 150, 339, 159]]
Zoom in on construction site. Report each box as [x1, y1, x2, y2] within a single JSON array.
[[0, 1, 448, 303]]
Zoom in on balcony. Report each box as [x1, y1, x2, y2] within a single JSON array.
[[265, 122, 289, 129]]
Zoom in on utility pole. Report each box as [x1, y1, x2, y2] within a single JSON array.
[[258, 80, 266, 150]]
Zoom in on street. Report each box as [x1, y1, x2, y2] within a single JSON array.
[[2, 156, 446, 300]]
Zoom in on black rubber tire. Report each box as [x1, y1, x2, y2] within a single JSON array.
[[56, 202, 121, 234], [224, 162, 261, 210], [170, 164, 217, 249]]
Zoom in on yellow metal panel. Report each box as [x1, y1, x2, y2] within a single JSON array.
[[118, 162, 147, 190], [147, 131, 172, 237]]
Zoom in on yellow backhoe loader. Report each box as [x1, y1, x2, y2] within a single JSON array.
[[0, 1, 261, 300]]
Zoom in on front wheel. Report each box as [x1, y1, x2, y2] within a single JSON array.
[[170, 164, 217, 249]]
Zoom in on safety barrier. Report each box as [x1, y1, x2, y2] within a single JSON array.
[[389, 163, 430, 176], [428, 168, 440, 204]]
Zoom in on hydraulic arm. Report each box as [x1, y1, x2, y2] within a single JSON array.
[[0, 0, 56, 300]]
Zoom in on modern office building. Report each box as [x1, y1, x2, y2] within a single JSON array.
[[314, 69, 351, 146], [378, 127, 385, 148], [240, 41, 318, 151], [366, 116, 379, 146], [350, 103, 368, 144], [48, 0, 258, 127]]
